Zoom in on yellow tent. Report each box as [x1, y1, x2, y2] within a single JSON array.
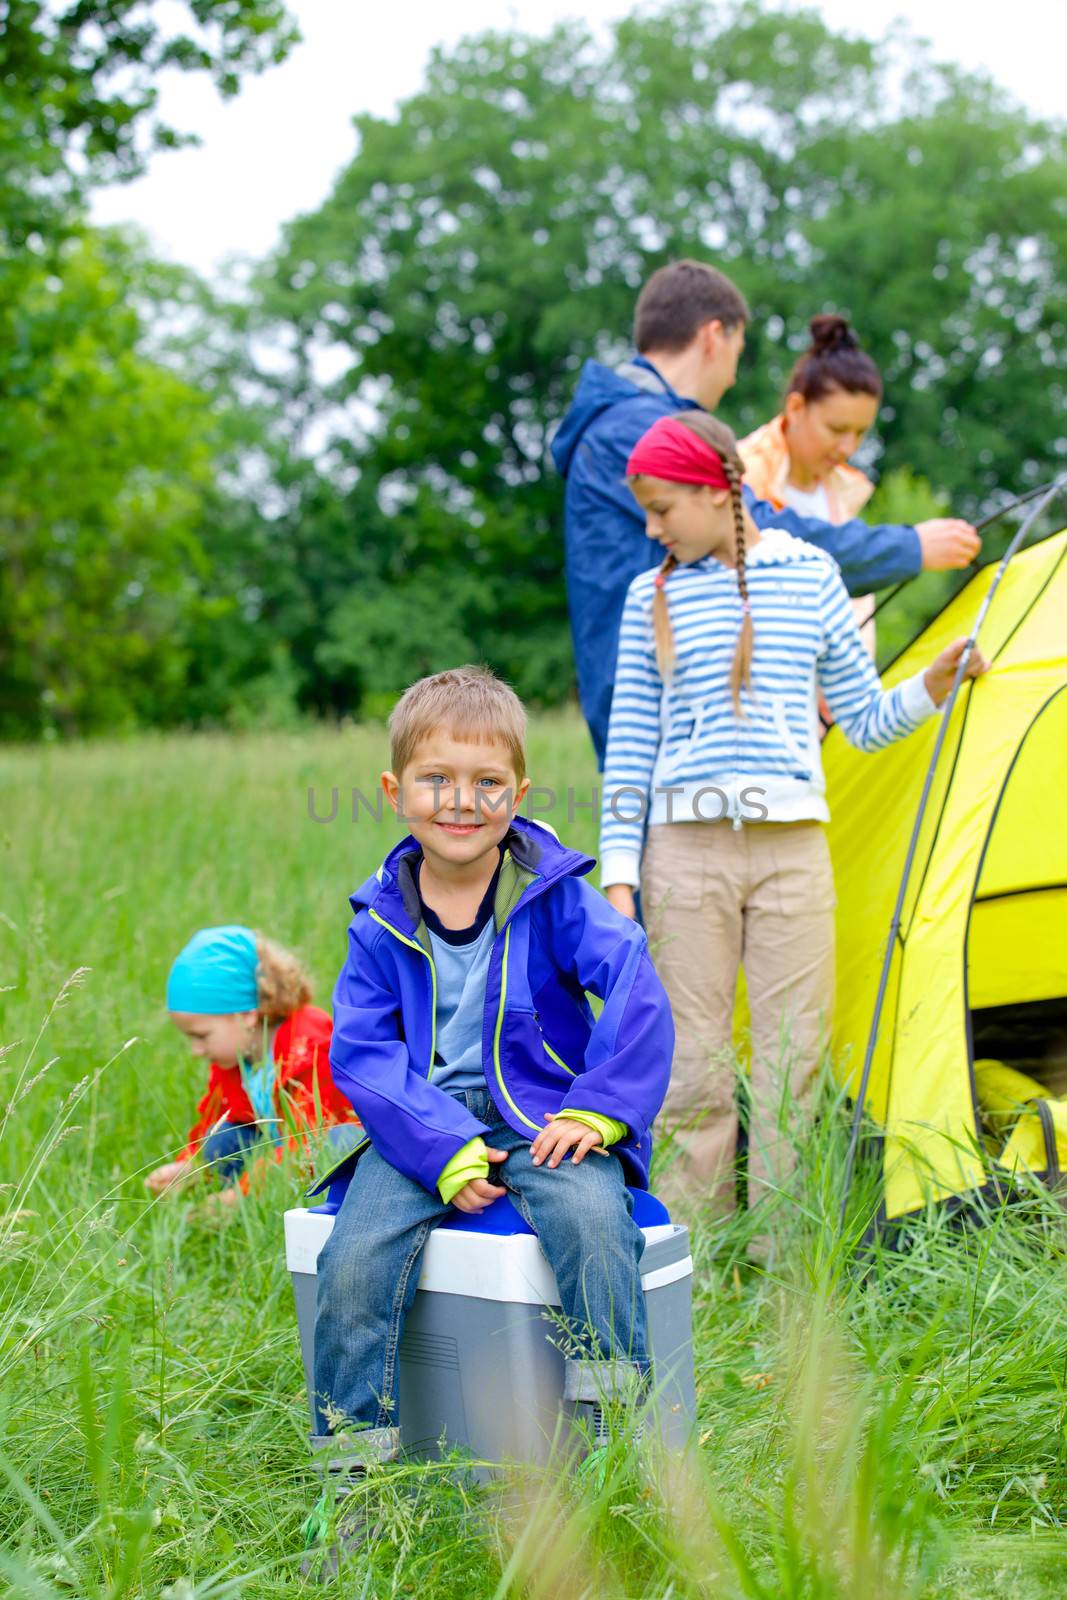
[[825, 527, 1067, 1220]]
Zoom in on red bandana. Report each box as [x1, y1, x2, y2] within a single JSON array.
[[626, 416, 733, 489]]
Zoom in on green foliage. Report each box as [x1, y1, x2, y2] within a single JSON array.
[[0, 0, 298, 252], [0, 233, 220, 738], [0, 0, 300, 738], [2, 719, 1067, 1595]]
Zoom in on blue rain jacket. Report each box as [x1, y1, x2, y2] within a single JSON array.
[[550, 356, 922, 767], [327, 817, 674, 1194]]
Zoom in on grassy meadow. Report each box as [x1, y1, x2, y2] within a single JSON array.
[[1, 713, 1066, 1598]]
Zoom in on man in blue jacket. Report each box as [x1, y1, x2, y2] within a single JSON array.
[[308, 665, 673, 1553], [551, 260, 981, 767]]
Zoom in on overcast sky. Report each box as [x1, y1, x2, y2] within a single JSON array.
[[89, 0, 1063, 280]]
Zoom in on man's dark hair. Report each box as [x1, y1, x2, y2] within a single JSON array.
[[634, 260, 750, 353]]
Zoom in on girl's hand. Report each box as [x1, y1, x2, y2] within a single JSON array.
[[604, 884, 637, 920], [531, 1114, 607, 1169], [917, 519, 981, 569], [191, 1186, 243, 1223], [145, 1160, 194, 1195], [450, 1148, 508, 1213], [923, 637, 990, 705]]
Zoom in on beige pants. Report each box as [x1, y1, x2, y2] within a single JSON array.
[[641, 821, 836, 1225]]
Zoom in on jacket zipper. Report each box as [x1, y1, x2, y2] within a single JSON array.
[[368, 908, 437, 1077], [492, 925, 540, 1131]]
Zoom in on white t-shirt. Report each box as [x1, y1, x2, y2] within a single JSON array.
[[780, 480, 832, 522]]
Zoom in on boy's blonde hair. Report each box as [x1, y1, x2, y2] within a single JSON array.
[[388, 665, 528, 782], [255, 935, 313, 1022]]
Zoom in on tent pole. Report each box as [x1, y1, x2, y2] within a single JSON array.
[[858, 478, 1063, 633], [838, 473, 1067, 1235]]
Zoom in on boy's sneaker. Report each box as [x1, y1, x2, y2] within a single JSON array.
[[300, 1471, 376, 1582], [300, 1427, 400, 1581], [562, 1358, 648, 1465]]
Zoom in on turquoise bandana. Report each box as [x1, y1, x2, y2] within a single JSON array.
[[166, 925, 259, 1015]]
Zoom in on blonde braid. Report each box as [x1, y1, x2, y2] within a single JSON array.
[[652, 551, 680, 680], [670, 411, 754, 715], [724, 457, 754, 714]]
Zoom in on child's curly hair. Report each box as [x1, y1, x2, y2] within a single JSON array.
[[254, 935, 313, 1022]]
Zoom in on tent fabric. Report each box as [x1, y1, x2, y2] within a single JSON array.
[[973, 1059, 1067, 1179], [1000, 1098, 1067, 1181], [825, 528, 1067, 1218], [969, 890, 1067, 1010]]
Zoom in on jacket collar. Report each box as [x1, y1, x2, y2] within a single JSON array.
[[351, 817, 594, 946], [621, 356, 697, 410]]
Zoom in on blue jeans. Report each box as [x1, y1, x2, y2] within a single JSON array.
[[200, 1121, 260, 1181], [201, 1119, 362, 1184], [313, 1087, 648, 1440]]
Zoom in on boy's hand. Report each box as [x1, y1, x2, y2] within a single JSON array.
[[604, 884, 637, 920], [145, 1160, 195, 1195], [923, 637, 990, 705], [917, 519, 981, 570], [450, 1147, 508, 1214], [531, 1114, 607, 1169]]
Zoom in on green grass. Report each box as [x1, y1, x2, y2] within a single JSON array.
[[1, 714, 1066, 1597]]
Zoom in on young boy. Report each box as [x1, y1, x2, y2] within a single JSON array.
[[312, 665, 674, 1484]]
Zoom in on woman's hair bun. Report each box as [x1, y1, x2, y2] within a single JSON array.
[[786, 313, 882, 402], [808, 313, 858, 353]]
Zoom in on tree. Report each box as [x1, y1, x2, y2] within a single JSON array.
[[0, 232, 217, 736], [0, 0, 297, 251], [256, 0, 1066, 713], [0, 0, 299, 736], [0, 0, 299, 432]]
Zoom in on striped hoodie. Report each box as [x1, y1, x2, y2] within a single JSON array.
[[599, 529, 938, 888]]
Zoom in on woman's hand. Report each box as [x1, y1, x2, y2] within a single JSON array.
[[144, 1160, 195, 1195], [917, 519, 980, 570], [923, 637, 990, 705], [604, 884, 637, 920]]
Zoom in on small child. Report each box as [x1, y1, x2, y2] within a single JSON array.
[[311, 666, 673, 1509], [147, 925, 356, 1197], [599, 412, 989, 1227]]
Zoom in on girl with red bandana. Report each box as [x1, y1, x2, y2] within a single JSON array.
[[598, 412, 988, 1231]]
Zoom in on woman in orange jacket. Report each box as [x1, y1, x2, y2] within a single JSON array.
[[146, 925, 358, 1198]]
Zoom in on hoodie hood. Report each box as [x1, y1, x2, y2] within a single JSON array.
[[743, 528, 839, 571], [550, 357, 699, 477], [349, 816, 595, 933]]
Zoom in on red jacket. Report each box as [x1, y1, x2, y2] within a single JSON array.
[[182, 1005, 355, 1158]]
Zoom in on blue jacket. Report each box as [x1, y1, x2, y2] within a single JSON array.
[[550, 356, 922, 767], [327, 817, 674, 1192]]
